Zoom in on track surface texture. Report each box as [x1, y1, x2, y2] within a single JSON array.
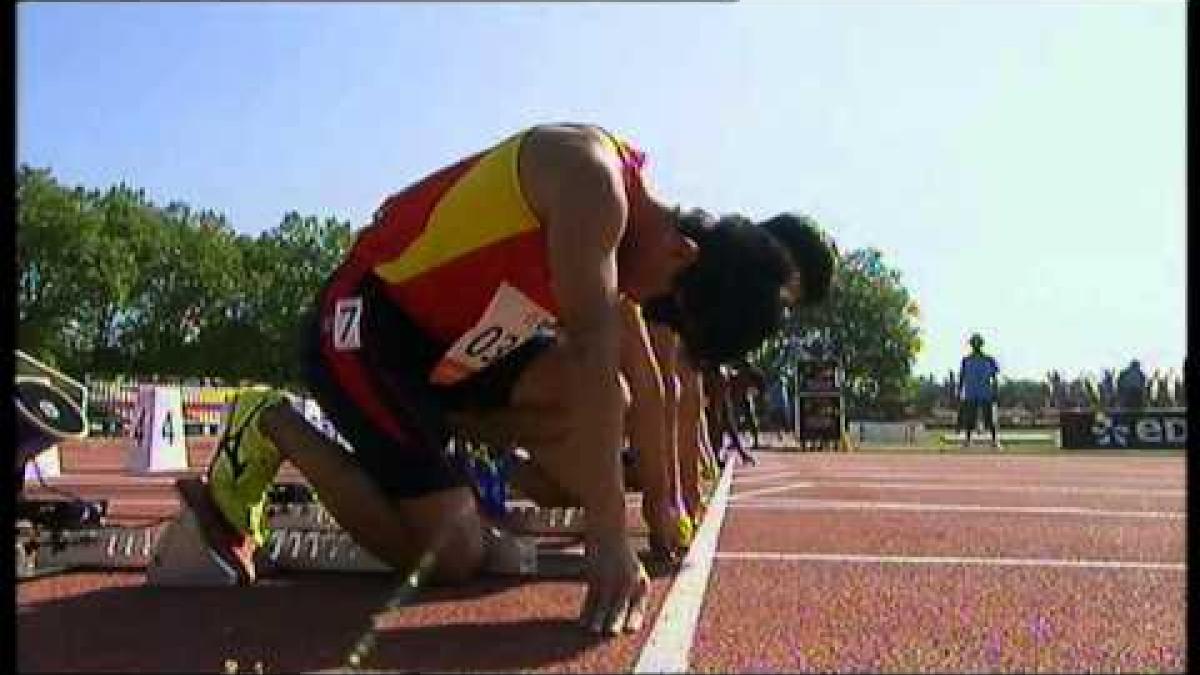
[[18, 440, 1187, 673]]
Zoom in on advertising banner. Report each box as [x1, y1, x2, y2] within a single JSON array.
[[1060, 409, 1186, 450]]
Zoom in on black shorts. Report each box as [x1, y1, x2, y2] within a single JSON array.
[[958, 399, 996, 432], [299, 274, 553, 500]]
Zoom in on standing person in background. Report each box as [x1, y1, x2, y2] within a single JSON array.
[[765, 374, 792, 445], [1100, 370, 1117, 408], [1116, 359, 1148, 410], [718, 365, 758, 465], [728, 362, 765, 449], [957, 333, 1001, 449]]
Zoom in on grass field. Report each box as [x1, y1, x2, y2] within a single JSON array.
[[799, 426, 1185, 457]]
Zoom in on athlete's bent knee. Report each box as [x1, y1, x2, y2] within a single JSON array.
[[428, 515, 486, 585], [258, 402, 303, 443]]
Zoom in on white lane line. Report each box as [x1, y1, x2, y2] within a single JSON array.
[[730, 481, 1183, 499], [714, 551, 1186, 571], [70, 497, 179, 506], [633, 457, 736, 674], [728, 499, 1185, 519], [731, 481, 817, 500], [731, 462, 796, 475], [731, 470, 807, 486]]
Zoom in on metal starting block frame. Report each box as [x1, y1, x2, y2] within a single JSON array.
[[17, 524, 160, 578], [504, 505, 587, 535], [264, 501, 586, 535], [260, 528, 390, 573], [16, 490, 595, 581]]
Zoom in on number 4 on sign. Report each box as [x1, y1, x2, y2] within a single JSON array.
[[162, 411, 175, 445]]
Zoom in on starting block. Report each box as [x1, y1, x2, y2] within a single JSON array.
[[17, 523, 158, 578], [17, 481, 628, 583], [148, 519, 539, 583], [146, 508, 242, 586], [504, 505, 586, 535]]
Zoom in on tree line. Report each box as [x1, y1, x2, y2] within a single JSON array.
[[17, 165, 353, 387], [17, 166, 926, 411]]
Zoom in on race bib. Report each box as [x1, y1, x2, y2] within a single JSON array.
[[429, 283, 556, 386], [333, 297, 363, 352]]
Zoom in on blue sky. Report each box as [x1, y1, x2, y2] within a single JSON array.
[[18, 2, 1186, 380]]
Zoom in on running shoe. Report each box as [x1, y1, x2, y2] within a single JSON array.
[[174, 476, 258, 584], [206, 387, 288, 548]]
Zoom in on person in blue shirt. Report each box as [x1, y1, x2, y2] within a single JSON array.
[[1116, 359, 1148, 410], [957, 334, 1001, 449]]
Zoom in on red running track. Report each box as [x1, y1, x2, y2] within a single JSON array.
[[691, 452, 1186, 673], [18, 442, 1187, 672]]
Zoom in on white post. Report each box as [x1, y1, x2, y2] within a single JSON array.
[[127, 385, 188, 472]]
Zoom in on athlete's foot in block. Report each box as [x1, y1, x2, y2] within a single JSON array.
[[175, 477, 259, 584]]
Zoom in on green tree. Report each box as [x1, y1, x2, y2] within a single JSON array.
[[121, 205, 245, 378], [233, 212, 354, 385], [17, 168, 150, 374], [908, 373, 944, 416], [16, 166, 354, 384], [751, 247, 923, 420], [84, 183, 169, 375], [997, 377, 1051, 412], [17, 166, 90, 368]]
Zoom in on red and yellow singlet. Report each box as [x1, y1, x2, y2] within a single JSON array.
[[323, 128, 647, 390]]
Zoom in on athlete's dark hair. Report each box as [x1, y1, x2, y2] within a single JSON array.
[[757, 212, 837, 305], [664, 211, 795, 365]]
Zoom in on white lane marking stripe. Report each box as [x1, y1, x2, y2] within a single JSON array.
[[714, 551, 1185, 571], [730, 463, 794, 475], [633, 458, 736, 673], [728, 499, 1185, 519], [731, 470, 806, 486], [730, 481, 1183, 499], [731, 482, 817, 499]]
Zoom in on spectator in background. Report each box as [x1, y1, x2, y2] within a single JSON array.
[[1082, 372, 1101, 409], [1100, 370, 1117, 407], [1116, 359, 1147, 410], [957, 333, 1001, 449], [704, 366, 756, 466], [765, 375, 792, 442], [1150, 369, 1167, 407], [728, 362, 766, 449]]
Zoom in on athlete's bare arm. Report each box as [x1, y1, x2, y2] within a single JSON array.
[[646, 323, 684, 506], [522, 125, 627, 536], [676, 352, 709, 516], [618, 299, 688, 553], [520, 125, 648, 634]]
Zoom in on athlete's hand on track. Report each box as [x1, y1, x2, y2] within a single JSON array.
[[580, 534, 649, 635], [642, 496, 692, 564]]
